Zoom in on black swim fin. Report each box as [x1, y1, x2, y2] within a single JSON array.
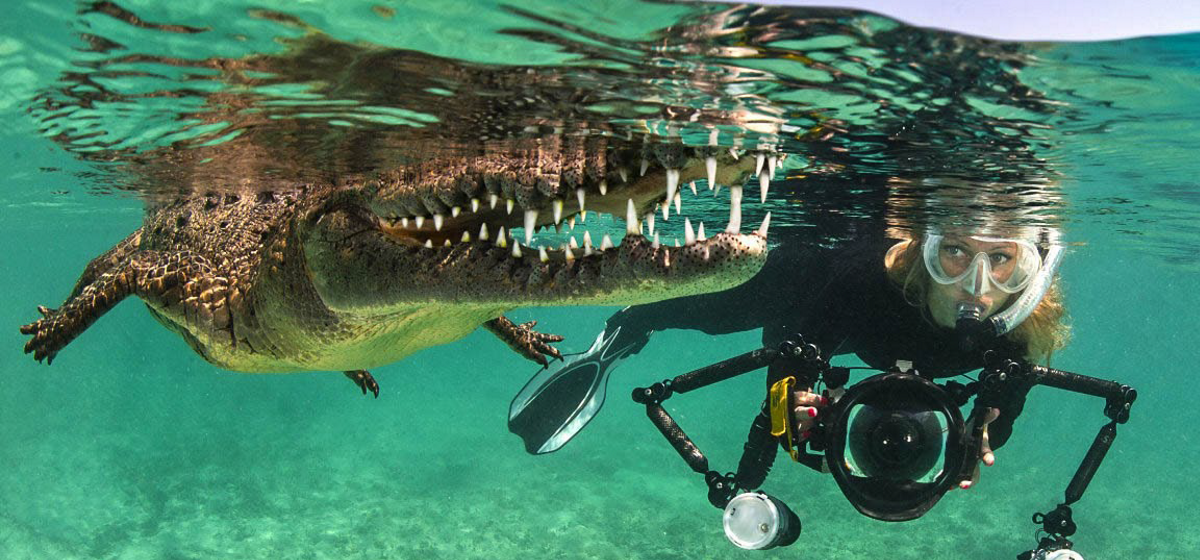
[[508, 327, 637, 454]]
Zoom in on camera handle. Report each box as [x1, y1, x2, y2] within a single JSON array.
[[977, 353, 1137, 558], [631, 334, 829, 508]]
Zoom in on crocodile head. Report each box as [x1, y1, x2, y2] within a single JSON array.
[[300, 134, 776, 316]]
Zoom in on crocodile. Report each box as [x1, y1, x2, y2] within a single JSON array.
[[20, 139, 775, 396]]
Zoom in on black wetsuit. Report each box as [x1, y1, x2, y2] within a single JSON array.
[[608, 238, 1029, 449]]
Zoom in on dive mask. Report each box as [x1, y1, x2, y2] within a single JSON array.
[[922, 233, 1042, 297]]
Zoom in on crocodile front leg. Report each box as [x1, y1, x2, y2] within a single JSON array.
[[484, 316, 564, 366], [20, 250, 232, 364]]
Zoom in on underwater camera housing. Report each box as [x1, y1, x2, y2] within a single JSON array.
[[630, 334, 1136, 556], [822, 370, 971, 521]]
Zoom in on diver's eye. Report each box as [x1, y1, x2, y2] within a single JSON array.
[[942, 244, 967, 258], [989, 252, 1012, 266]]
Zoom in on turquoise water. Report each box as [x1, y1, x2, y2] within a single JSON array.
[[2, 2, 1198, 559]]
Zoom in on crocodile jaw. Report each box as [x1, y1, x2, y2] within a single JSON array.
[[303, 149, 775, 314]]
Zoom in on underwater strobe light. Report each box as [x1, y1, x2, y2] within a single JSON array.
[[1032, 549, 1085, 560], [722, 492, 801, 550]]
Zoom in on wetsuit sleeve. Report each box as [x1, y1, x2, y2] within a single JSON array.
[[603, 243, 811, 352], [985, 377, 1035, 450]]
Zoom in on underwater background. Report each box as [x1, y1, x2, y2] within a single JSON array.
[[2, 1, 1198, 558]]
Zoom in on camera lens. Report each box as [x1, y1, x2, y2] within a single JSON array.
[[824, 372, 969, 521], [848, 406, 944, 481]]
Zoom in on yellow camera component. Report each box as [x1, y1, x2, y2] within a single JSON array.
[[768, 375, 803, 462]]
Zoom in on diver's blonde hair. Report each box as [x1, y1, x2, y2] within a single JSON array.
[[885, 239, 1069, 363]]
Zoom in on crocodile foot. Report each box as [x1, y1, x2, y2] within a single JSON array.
[[484, 316, 564, 366], [19, 308, 74, 364], [344, 369, 380, 398]]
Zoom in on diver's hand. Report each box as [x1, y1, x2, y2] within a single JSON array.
[[790, 389, 829, 441], [959, 406, 1000, 490]]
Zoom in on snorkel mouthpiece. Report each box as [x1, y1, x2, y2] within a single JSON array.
[[954, 302, 990, 352], [956, 301, 985, 324]]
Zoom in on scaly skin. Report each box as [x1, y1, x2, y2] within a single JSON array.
[[20, 138, 772, 395]]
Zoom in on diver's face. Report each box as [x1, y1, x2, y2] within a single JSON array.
[[926, 236, 1018, 329]]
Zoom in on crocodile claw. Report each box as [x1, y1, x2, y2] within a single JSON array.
[[344, 369, 380, 398], [485, 316, 565, 366], [20, 312, 66, 365]]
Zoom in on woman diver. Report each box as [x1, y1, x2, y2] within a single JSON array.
[[508, 220, 1070, 489]]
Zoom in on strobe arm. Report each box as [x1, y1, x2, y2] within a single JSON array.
[[979, 355, 1137, 556], [631, 337, 821, 508]]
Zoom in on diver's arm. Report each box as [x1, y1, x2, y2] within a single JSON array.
[[977, 338, 1037, 451], [984, 383, 1032, 450], [604, 243, 807, 354]]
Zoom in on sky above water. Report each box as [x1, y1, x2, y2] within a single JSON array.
[[747, 0, 1200, 40]]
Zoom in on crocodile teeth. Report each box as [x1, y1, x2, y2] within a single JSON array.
[[688, 180, 697, 196], [661, 200, 669, 221], [552, 199, 564, 225], [451, 206, 461, 218], [444, 239, 452, 247], [506, 199, 515, 215], [727, 185, 743, 234], [759, 171, 771, 204], [599, 180, 608, 196], [729, 147, 740, 160], [512, 243, 522, 258], [524, 209, 538, 245], [584, 244, 594, 257], [617, 168, 628, 183], [640, 158, 649, 177], [674, 238, 680, 247], [576, 188, 586, 217], [471, 198, 480, 213], [652, 232, 660, 249], [564, 245, 575, 261], [706, 156, 717, 190], [698, 222, 707, 241], [401, 217, 409, 228], [755, 153, 765, 178], [684, 218, 695, 245], [673, 190, 682, 215], [479, 223, 489, 241], [646, 212, 655, 237], [538, 246, 549, 263], [424, 239, 433, 249], [583, 231, 592, 249], [415, 216, 425, 229], [569, 236, 579, 249], [497, 227, 507, 248], [768, 155, 778, 180], [433, 213, 444, 231], [756, 212, 772, 238], [709, 129, 719, 146], [626, 199, 639, 235], [489, 194, 499, 209], [461, 231, 471, 243], [600, 233, 614, 251]]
